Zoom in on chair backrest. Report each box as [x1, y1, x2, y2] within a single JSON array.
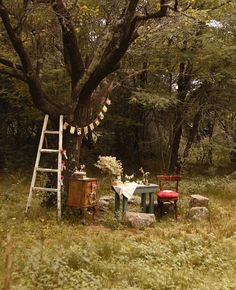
[[156, 175, 181, 192]]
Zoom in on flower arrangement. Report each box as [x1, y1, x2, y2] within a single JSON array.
[[94, 156, 123, 177]]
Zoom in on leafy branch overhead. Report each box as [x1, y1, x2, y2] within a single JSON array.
[[0, 0, 180, 122]]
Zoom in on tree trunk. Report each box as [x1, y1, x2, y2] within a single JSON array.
[[168, 62, 192, 173], [182, 108, 202, 164], [168, 117, 183, 174]]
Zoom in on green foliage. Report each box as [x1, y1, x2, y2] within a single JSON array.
[[131, 89, 178, 110], [0, 77, 42, 168]]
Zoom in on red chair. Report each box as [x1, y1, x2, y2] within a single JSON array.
[[156, 175, 181, 221]]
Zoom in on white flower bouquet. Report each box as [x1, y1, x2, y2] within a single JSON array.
[[94, 156, 123, 177]]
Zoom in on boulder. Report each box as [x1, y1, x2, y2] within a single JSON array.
[[99, 195, 114, 202], [98, 195, 114, 211], [188, 206, 209, 221], [123, 212, 156, 228], [98, 199, 110, 211], [189, 194, 209, 208], [128, 195, 141, 205]]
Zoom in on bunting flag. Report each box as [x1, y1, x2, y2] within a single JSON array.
[[99, 112, 104, 120], [92, 132, 98, 143], [63, 122, 69, 130], [83, 126, 88, 135], [63, 97, 111, 136], [102, 105, 108, 113], [106, 99, 111, 106], [89, 123, 95, 131], [95, 118, 100, 126], [70, 126, 75, 134]]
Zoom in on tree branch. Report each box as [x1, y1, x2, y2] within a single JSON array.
[[136, 0, 168, 20], [210, 0, 233, 11], [71, 0, 170, 114], [0, 68, 27, 82], [51, 0, 84, 89], [75, 0, 168, 104], [0, 0, 69, 117], [0, 57, 23, 70]]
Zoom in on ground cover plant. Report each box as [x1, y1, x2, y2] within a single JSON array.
[[0, 172, 236, 290]]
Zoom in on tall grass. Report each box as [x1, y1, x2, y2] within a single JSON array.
[[0, 171, 235, 289]]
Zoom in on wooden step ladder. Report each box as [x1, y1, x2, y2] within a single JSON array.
[[26, 114, 64, 220]]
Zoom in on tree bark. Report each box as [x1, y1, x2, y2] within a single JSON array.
[[168, 62, 192, 173]]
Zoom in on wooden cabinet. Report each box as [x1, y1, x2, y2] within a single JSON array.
[[68, 177, 98, 208]]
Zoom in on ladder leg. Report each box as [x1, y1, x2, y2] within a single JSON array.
[[57, 115, 63, 221], [26, 115, 49, 213]]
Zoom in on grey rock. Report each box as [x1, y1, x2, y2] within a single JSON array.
[[128, 195, 141, 205], [188, 206, 209, 221], [189, 194, 209, 208], [99, 195, 114, 202], [123, 212, 156, 228], [98, 199, 110, 212]]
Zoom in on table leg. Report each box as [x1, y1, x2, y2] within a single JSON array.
[[115, 192, 120, 221], [149, 192, 154, 213], [122, 196, 128, 214], [141, 192, 146, 213]]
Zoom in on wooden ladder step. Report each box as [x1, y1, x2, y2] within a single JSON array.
[[37, 167, 58, 173], [41, 149, 59, 153], [45, 130, 59, 134], [33, 187, 58, 192]]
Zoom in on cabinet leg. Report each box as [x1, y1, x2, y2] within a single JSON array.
[[115, 192, 120, 221], [92, 204, 98, 224], [81, 208, 87, 225]]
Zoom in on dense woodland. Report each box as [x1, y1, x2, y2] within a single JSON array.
[[0, 0, 236, 175]]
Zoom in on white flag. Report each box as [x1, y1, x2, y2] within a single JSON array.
[[99, 112, 104, 120], [70, 126, 75, 134], [89, 123, 95, 131], [63, 122, 69, 130], [84, 126, 88, 135], [102, 105, 108, 112], [106, 99, 111, 105], [95, 118, 100, 126]]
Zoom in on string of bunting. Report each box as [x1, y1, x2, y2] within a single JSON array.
[[63, 98, 112, 136]]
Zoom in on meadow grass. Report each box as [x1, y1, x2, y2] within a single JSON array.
[[0, 172, 235, 290]]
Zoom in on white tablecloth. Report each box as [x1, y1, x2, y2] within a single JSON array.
[[113, 182, 137, 200]]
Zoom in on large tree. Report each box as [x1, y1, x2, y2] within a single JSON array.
[[1, 0, 235, 173], [0, 0, 173, 164]]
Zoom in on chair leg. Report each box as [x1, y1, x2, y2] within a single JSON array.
[[158, 200, 163, 220], [174, 201, 177, 222]]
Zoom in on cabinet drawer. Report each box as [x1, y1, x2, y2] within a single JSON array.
[[68, 178, 98, 207]]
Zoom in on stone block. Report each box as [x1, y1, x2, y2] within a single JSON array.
[[99, 195, 114, 202], [188, 206, 209, 221], [99, 195, 114, 211], [128, 195, 141, 205], [98, 199, 110, 211], [123, 212, 156, 228], [189, 194, 209, 208]]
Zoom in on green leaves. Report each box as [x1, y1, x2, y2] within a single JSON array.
[[131, 89, 178, 110]]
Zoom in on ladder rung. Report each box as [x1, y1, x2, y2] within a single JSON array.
[[45, 130, 59, 134], [41, 149, 59, 153], [33, 187, 58, 192], [37, 167, 58, 173]]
